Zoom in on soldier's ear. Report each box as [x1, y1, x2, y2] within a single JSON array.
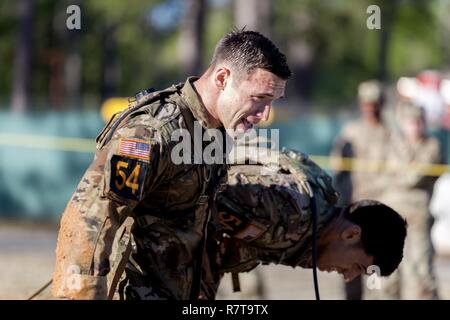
[[214, 67, 230, 90], [341, 224, 361, 244]]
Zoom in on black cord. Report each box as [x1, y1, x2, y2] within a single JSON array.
[[311, 195, 320, 300], [27, 279, 52, 300]]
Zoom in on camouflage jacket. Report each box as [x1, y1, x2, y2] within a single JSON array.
[[200, 149, 339, 299], [331, 119, 391, 203], [52, 77, 228, 299], [380, 133, 441, 219]]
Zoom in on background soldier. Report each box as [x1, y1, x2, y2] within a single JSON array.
[[199, 148, 407, 299], [52, 30, 291, 300], [330, 80, 391, 299], [379, 102, 441, 299]]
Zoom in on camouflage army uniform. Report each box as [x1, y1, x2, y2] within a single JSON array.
[[331, 118, 391, 299], [52, 77, 228, 300], [331, 119, 391, 203], [199, 149, 339, 299], [379, 131, 441, 300]]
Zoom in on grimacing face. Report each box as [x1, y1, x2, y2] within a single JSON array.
[[215, 68, 286, 134], [316, 226, 375, 282]]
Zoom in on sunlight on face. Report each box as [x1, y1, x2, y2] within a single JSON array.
[[216, 68, 286, 135]]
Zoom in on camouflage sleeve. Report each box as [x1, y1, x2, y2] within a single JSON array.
[[389, 137, 441, 190], [212, 181, 303, 272], [211, 189, 302, 274], [52, 117, 171, 299], [214, 164, 336, 272]]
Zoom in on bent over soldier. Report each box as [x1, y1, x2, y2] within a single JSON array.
[[200, 149, 407, 299]]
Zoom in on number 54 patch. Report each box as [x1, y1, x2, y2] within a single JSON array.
[[110, 155, 148, 201]]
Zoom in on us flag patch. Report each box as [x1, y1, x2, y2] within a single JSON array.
[[234, 223, 266, 242], [118, 138, 150, 161]]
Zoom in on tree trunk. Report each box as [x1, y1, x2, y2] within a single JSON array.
[[287, 10, 315, 101], [179, 0, 207, 77], [48, 2, 68, 109], [64, 0, 83, 109], [377, 1, 398, 81], [11, 0, 34, 113], [233, 0, 271, 36], [101, 24, 119, 100]]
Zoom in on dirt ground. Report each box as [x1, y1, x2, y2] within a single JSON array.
[[1, 221, 449, 300]]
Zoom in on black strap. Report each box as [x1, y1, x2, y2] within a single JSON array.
[[107, 238, 132, 300], [232, 273, 241, 292], [27, 279, 52, 300], [170, 91, 204, 161], [99, 85, 182, 148], [107, 222, 134, 300], [310, 194, 320, 300], [172, 92, 196, 140]]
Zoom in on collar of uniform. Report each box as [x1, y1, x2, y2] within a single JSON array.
[[181, 77, 220, 130]]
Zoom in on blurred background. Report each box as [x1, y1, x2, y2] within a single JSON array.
[[1, 0, 450, 300]]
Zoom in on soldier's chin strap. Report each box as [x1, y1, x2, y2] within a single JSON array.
[[310, 194, 320, 300]]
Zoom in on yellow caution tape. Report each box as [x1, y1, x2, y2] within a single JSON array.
[[0, 132, 448, 176], [311, 155, 450, 177]]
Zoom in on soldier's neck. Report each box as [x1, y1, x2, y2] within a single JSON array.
[[193, 76, 222, 128], [364, 115, 382, 126], [316, 208, 346, 250]]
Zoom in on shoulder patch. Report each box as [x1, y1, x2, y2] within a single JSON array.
[[109, 155, 149, 201], [234, 223, 266, 242], [213, 208, 268, 242], [118, 138, 151, 161]]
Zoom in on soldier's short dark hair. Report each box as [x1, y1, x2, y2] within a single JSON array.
[[210, 29, 292, 80], [344, 200, 407, 276]]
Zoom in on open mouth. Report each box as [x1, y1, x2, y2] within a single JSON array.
[[240, 118, 253, 132]]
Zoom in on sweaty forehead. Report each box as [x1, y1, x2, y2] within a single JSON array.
[[245, 69, 286, 96]]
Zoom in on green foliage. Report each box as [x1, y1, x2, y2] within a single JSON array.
[[388, 1, 444, 76], [0, 0, 448, 110], [273, 0, 448, 107], [0, 1, 20, 105]]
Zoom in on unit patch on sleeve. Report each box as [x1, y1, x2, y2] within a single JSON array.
[[109, 155, 149, 201]]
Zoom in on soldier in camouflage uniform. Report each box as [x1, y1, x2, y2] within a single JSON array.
[[330, 80, 392, 299], [52, 30, 291, 300], [199, 149, 407, 299], [379, 102, 441, 299], [331, 80, 391, 204]]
